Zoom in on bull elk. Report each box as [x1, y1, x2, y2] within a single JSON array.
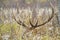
[[12, 2, 55, 39], [13, 2, 54, 29]]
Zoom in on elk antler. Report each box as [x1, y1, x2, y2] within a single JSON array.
[[29, 2, 55, 30], [12, 8, 34, 30], [12, 2, 55, 30]]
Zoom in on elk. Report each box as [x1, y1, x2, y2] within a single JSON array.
[[12, 2, 55, 39], [13, 2, 54, 29]]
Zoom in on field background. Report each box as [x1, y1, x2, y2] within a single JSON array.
[[0, 0, 60, 40]]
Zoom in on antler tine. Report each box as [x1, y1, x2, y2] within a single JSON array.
[[19, 19, 28, 27], [35, 20, 38, 26], [33, 20, 38, 28], [29, 19, 39, 29], [12, 13, 20, 25], [29, 19, 34, 27]]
